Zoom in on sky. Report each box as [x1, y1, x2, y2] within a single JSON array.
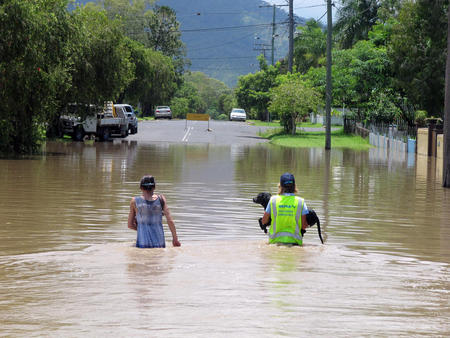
[[265, 0, 339, 23]]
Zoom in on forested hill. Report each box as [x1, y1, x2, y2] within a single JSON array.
[[157, 0, 303, 86], [75, 0, 306, 87]]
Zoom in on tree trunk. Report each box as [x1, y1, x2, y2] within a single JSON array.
[[291, 114, 296, 135], [443, 5, 450, 187]]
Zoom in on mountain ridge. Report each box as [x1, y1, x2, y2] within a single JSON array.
[[73, 0, 306, 86]]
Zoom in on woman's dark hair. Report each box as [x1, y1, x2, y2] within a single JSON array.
[[140, 175, 155, 191]]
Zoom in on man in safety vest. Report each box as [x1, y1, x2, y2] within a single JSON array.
[[261, 173, 309, 245]]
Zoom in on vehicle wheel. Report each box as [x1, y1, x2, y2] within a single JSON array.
[[121, 128, 128, 138], [132, 126, 137, 134], [72, 126, 84, 141], [100, 127, 111, 142], [169, 117, 172, 120]]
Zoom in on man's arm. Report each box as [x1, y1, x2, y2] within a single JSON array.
[[128, 198, 137, 230], [261, 212, 271, 225], [161, 195, 181, 247], [301, 214, 308, 230]]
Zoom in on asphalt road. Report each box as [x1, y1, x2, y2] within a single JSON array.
[[126, 119, 272, 145]]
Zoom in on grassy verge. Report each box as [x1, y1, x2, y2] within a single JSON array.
[[260, 127, 373, 150], [248, 120, 323, 128]]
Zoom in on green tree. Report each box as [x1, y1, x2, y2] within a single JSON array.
[[170, 82, 205, 118], [218, 93, 237, 116], [101, 0, 153, 44], [169, 97, 190, 119], [69, 5, 134, 108], [335, 0, 380, 49], [302, 37, 391, 120], [235, 57, 280, 120], [121, 38, 177, 115], [184, 72, 232, 114], [144, 5, 187, 74], [269, 76, 322, 134], [293, 19, 326, 74], [0, 0, 75, 153], [388, 0, 448, 118]]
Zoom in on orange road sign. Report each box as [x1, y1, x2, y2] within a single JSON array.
[[186, 113, 210, 121]]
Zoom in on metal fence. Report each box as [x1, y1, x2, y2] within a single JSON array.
[[344, 118, 418, 153]]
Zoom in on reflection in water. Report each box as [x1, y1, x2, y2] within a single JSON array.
[[0, 141, 449, 336]]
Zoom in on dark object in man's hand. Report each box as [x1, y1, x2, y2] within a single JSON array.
[[305, 209, 324, 244], [253, 192, 272, 233]]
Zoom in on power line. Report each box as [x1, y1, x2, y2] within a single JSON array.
[[317, 10, 327, 22], [181, 22, 280, 33], [189, 56, 258, 60], [186, 31, 257, 51], [294, 4, 327, 10]]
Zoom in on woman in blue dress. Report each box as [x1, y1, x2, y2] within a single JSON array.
[[128, 175, 181, 248]]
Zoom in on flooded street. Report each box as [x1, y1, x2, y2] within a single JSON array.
[[0, 140, 449, 336]]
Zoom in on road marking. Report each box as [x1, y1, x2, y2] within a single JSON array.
[[182, 126, 193, 142]]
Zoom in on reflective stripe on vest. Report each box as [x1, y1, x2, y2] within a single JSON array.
[[269, 195, 303, 242]]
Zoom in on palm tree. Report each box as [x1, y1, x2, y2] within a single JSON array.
[[334, 0, 380, 49]]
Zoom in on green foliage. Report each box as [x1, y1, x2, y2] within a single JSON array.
[[170, 82, 205, 118], [293, 20, 326, 74], [0, 0, 76, 153], [101, 0, 153, 44], [388, 0, 448, 117], [302, 38, 390, 117], [70, 5, 134, 107], [0, 0, 182, 153], [414, 110, 428, 127], [235, 62, 281, 120], [365, 88, 400, 123], [184, 72, 232, 114], [122, 38, 177, 115], [169, 97, 190, 119], [217, 114, 228, 121], [142, 5, 187, 74], [207, 109, 220, 120], [335, 0, 380, 49], [218, 93, 237, 116], [269, 77, 322, 134]]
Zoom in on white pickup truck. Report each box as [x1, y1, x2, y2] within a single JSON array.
[[60, 102, 128, 141]]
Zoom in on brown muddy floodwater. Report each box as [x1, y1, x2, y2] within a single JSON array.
[[0, 140, 449, 337]]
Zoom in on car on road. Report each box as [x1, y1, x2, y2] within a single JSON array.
[[115, 104, 138, 134], [155, 106, 172, 119], [230, 108, 247, 122]]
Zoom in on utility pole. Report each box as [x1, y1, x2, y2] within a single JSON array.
[[259, 4, 287, 65], [325, 0, 333, 150], [271, 5, 276, 65], [288, 0, 294, 73], [443, 3, 450, 187], [254, 42, 271, 64]]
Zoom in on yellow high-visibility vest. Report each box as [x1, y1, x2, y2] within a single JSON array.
[[269, 195, 304, 245]]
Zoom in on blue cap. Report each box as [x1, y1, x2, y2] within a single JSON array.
[[280, 172, 295, 187]]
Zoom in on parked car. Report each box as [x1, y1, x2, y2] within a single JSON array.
[[115, 104, 138, 134], [155, 106, 172, 119], [230, 108, 246, 122]]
